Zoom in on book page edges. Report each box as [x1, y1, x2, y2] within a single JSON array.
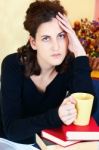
[[67, 132, 99, 140]]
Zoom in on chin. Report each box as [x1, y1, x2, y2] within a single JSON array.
[[52, 60, 63, 66]]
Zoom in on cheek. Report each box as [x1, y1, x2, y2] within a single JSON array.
[[36, 40, 49, 49], [65, 37, 69, 47], [60, 40, 68, 56], [60, 40, 68, 51], [36, 44, 48, 56]]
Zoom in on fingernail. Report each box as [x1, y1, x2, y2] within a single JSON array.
[[58, 12, 61, 15]]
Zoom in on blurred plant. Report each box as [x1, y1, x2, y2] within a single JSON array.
[[73, 18, 99, 58]]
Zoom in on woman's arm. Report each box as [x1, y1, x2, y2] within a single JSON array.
[[56, 12, 86, 58], [67, 56, 94, 94], [56, 13, 94, 94]]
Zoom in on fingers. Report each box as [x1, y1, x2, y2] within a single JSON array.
[[60, 104, 76, 117], [60, 110, 77, 125], [62, 97, 70, 105], [56, 12, 73, 32], [62, 112, 77, 125], [56, 12, 72, 29], [62, 96, 76, 105], [57, 21, 71, 35], [57, 12, 68, 21], [56, 12, 86, 57], [69, 96, 76, 104], [58, 96, 77, 125]]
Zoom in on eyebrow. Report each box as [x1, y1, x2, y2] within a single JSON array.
[[41, 35, 50, 38], [58, 31, 66, 34], [41, 31, 66, 38], [58, 31, 67, 36]]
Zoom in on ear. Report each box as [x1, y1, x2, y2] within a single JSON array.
[[29, 36, 37, 50]]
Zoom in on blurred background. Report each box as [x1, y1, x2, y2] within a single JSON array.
[[0, 0, 98, 73]]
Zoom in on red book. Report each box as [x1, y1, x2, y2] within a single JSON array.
[[41, 128, 79, 147], [63, 117, 99, 140], [41, 117, 99, 146]]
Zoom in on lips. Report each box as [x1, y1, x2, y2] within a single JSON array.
[[51, 53, 61, 57]]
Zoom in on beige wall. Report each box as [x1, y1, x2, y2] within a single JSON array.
[[61, 0, 95, 21], [0, 0, 95, 73]]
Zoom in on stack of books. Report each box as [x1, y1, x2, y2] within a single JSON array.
[[36, 117, 99, 150], [35, 134, 98, 150]]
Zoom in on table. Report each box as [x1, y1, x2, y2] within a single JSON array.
[[91, 71, 99, 79]]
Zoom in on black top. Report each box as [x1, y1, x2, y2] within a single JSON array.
[[1, 53, 94, 144]]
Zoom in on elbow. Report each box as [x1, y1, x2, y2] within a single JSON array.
[[4, 126, 21, 142]]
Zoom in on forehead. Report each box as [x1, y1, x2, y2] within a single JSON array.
[[36, 18, 63, 36]]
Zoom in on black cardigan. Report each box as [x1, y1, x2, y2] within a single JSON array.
[[0, 53, 94, 143]]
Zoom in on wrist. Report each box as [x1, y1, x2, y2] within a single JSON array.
[[74, 49, 87, 58]]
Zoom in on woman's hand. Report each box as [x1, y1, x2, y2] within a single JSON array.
[[56, 12, 86, 57], [58, 96, 77, 125]]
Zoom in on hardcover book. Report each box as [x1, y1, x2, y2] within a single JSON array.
[[42, 117, 99, 145], [36, 134, 56, 150], [41, 127, 79, 146], [36, 134, 98, 150], [63, 117, 99, 140]]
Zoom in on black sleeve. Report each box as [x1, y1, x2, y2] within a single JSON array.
[[66, 56, 99, 125], [1, 54, 62, 143], [67, 56, 94, 94]]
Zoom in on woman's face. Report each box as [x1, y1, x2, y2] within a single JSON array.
[[30, 18, 68, 68]]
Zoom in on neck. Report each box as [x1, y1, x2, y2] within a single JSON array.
[[40, 66, 56, 78], [37, 54, 57, 77]]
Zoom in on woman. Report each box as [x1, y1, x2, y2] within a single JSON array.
[[1, 0, 94, 144]]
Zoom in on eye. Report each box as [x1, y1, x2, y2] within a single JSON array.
[[58, 33, 66, 39], [42, 36, 50, 42]]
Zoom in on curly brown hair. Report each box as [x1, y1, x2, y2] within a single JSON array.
[[18, 0, 74, 77]]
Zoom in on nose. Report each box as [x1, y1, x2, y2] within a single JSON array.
[[52, 39, 59, 51]]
